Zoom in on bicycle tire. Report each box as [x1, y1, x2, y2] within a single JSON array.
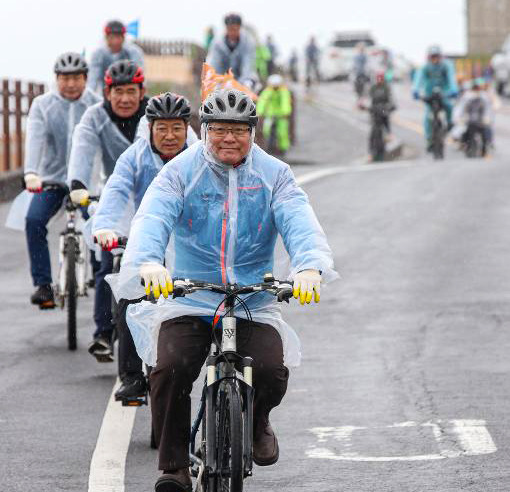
[[432, 121, 444, 160], [66, 236, 78, 351], [370, 123, 385, 162], [212, 381, 244, 492]]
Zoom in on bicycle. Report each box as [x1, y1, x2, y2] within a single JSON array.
[[464, 121, 488, 158], [421, 89, 447, 160], [360, 102, 392, 162], [42, 182, 98, 350], [164, 274, 294, 492], [354, 73, 369, 100]]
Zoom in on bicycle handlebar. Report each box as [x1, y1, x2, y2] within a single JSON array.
[[34, 181, 100, 204], [93, 235, 128, 250], [171, 276, 294, 303]]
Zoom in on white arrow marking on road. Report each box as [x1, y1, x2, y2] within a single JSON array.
[[307, 419, 496, 462], [88, 378, 137, 492]]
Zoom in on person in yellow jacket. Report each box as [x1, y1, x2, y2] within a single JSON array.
[[257, 74, 292, 155]]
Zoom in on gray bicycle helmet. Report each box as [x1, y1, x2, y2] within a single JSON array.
[[224, 13, 242, 26], [54, 52, 88, 75], [199, 88, 258, 127], [104, 60, 144, 86], [146, 92, 191, 122]]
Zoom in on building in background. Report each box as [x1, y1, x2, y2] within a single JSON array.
[[467, 0, 510, 55]]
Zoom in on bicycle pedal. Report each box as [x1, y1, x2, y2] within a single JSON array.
[[39, 301, 56, 310], [120, 395, 148, 407]]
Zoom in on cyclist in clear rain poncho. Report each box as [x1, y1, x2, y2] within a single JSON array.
[[115, 88, 338, 491], [91, 92, 195, 403], [20, 52, 100, 308]]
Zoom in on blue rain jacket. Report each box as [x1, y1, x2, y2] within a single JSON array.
[[92, 128, 195, 233], [88, 43, 145, 93], [23, 88, 100, 183], [206, 31, 257, 84], [413, 60, 458, 97], [117, 141, 338, 367]]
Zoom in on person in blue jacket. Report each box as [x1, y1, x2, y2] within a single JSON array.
[[92, 92, 192, 402], [206, 13, 258, 88], [116, 88, 338, 491], [413, 45, 459, 150], [88, 20, 144, 94], [23, 52, 100, 308]]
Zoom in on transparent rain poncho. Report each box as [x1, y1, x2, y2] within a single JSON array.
[[67, 101, 142, 191], [87, 43, 145, 93], [116, 140, 338, 367], [24, 88, 100, 183], [5, 88, 100, 231], [91, 125, 199, 235]]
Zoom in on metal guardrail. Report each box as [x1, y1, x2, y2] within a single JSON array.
[[1, 79, 45, 173]]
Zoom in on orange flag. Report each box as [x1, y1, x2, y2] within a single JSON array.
[[201, 63, 258, 102]]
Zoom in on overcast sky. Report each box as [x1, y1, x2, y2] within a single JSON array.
[[1, 0, 466, 83]]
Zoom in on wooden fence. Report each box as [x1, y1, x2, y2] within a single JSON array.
[[1, 79, 45, 174]]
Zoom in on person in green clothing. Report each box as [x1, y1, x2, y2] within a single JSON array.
[[256, 43, 272, 82], [257, 74, 292, 155]]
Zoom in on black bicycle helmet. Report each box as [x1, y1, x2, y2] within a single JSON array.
[[224, 13, 242, 26], [105, 20, 126, 35], [199, 88, 258, 127], [104, 60, 144, 87], [54, 52, 88, 75], [146, 92, 191, 122]]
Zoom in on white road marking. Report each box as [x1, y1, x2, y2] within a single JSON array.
[[88, 378, 137, 492], [307, 419, 496, 462]]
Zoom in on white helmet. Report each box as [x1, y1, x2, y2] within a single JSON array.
[[267, 74, 284, 87]]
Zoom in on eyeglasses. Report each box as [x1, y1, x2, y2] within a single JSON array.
[[208, 125, 251, 137]]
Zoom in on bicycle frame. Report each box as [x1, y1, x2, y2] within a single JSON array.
[[56, 201, 89, 301], [190, 292, 255, 487]]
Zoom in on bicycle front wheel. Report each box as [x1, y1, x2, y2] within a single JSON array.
[[66, 236, 78, 351], [213, 381, 244, 492]]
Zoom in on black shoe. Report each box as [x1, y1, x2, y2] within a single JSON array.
[[155, 469, 192, 492], [30, 285, 56, 309], [88, 333, 114, 363], [87, 278, 95, 289], [115, 373, 147, 402]]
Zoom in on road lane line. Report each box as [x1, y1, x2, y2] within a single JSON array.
[[450, 419, 497, 455], [88, 378, 137, 492], [307, 420, 497, 462]]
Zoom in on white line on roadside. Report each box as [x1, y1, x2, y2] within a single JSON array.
[[306, 419, 497, 462], [88, 378, 137, 492]]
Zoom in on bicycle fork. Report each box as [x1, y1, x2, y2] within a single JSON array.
[[204, 316, 255, 481]]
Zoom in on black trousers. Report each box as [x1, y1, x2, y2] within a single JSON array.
[[116, 298, 144, 378], [150, 315, 289, 471]]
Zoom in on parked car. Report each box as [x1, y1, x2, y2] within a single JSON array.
[[321, 31, 375, 81]]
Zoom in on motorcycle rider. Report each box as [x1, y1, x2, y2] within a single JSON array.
[[115, 88, 337, 491], [413, 45, 458, 151], [206, 13, 258, 88], [92, 92, 193, 401], [23, 52, 99, 308], [67, 60, 148, 362], [88, 20, 144, 93], [257, 73, 293, 156]]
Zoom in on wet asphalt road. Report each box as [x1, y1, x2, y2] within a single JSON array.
[[1, 81, 510, 491]]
